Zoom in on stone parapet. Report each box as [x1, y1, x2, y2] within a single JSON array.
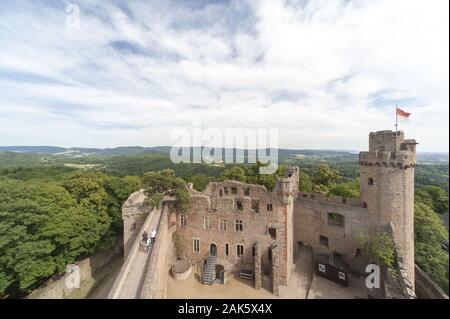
[[297, 191, 366, 208], [415, 264, 449, 299], [359, 151, 416, 168]]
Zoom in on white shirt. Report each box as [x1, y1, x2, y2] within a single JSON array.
[[150, 230, 157, 238]]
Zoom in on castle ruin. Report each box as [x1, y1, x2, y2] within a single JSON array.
[[114, 129, 417, 299]]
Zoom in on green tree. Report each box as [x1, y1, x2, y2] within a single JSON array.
[[143, 169, 190, 212], [312, 164, 341, 188], [414, 202, 449, 293], [312, 184, 328, 194], [328, 181, 360, 198], [219, 166, 246, 182], [243, 162, 285, 191], [62, 173, 111, 246], [356, 232, 395, 268], [0, 180, 109, 297], [298, 171, 313, 192], [183, 174, 213, 192], [416, 186, 449, 215], [103, 175, 142, 233]]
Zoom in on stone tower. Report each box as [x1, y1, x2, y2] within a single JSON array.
[[359, 130, 417, 286]]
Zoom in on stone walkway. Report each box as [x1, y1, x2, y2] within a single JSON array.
[[116, 209, 162, 299]]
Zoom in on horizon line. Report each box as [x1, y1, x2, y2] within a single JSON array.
[[0, 145, 448, 154]]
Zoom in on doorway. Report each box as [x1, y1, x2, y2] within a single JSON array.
[[210, 243, 217, 256], [215, 264, 225, 283]]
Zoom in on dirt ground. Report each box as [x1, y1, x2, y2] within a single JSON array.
[[90, 245, 379, 299], [167, 271, 276, 299], [166, 246, 377, 299]]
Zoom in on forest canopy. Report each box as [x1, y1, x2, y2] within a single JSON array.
[[0, 170, 141, 298]]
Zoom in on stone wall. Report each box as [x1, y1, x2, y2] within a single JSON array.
[[271, 245, 280, 296], [254, 242, 261, 290], [176, 179, 295, 286], [27, 243, 122, 299], [122, 189, 151, 257], [384, 238, 416, 299], [294, 195, 369, 267], [415, 265, 448, 299]]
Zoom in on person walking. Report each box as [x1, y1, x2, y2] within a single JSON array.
[[142, 231, 148, 244], [150, 229, 157, 245], [145, 236, 152, 253]]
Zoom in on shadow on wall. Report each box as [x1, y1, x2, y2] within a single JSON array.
[[26, 240, 123, 299], [415, 265, 449, 299]]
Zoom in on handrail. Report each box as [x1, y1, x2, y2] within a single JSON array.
[[218, 259, 240, 280], [197, 251, 211, 274]]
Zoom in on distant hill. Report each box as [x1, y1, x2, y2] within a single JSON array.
[[0, 146, 66, 154], [0, 145, 447, 164], [0, 146, 170, 157]]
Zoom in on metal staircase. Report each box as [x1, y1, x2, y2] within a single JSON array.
[[202, 254, 217, 285]]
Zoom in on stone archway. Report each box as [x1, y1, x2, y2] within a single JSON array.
[[210, 243, 217, 256]]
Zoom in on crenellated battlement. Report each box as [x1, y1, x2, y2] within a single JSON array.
[[297, 191, 366, 208], [359, 150, 416, 169]]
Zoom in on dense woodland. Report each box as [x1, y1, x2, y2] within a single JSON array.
[[0, 150, 448, 297]]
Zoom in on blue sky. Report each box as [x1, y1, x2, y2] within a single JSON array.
[[0, 0, 448, 151]]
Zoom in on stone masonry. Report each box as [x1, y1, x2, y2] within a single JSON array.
[[119, 129, 417, 298]]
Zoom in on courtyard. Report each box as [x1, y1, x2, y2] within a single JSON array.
[[167, 246, 378, 299]]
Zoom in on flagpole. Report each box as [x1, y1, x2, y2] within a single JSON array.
[[395, 104, 398, 134], [395, 104, 398, 151]]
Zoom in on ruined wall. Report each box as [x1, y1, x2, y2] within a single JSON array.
[[27, 243, 122, 299], [284, 196, 294, 283], [271, 245, 280, 296], [176, 178, 295, 285], [254, 242, 262, 290], [384, 244, 416, 299], [280, 168, 298, 283], [140, 203, 176, 299], [415, 265, 448, 299], [294, 192, 369, 267]]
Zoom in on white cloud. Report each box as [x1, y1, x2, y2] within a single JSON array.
[[0, 0, 448, 151]]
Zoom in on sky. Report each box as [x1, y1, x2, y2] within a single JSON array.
[[0, 0, 448, 152]]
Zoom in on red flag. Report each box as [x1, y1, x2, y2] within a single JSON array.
[[396, 107, 411, 118]]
